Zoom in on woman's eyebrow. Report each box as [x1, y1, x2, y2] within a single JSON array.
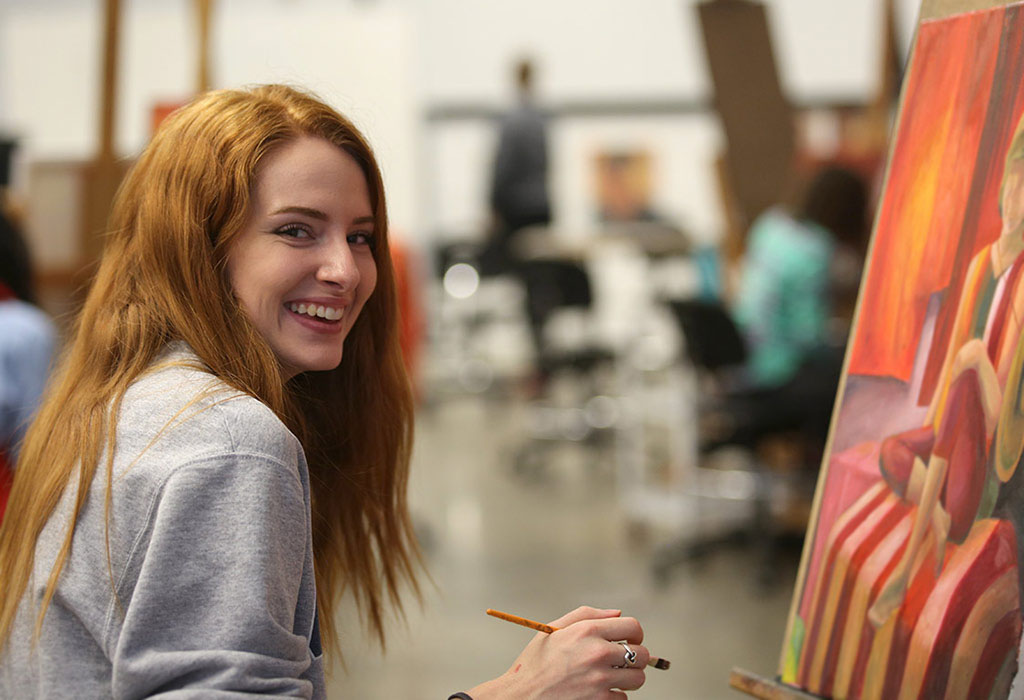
[[272, 205, 328, 220], [270, 207, 375, 227]]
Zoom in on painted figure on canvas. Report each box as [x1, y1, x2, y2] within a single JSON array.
[[782, 3, 1024, 698], [867, 114, 1024, 627]]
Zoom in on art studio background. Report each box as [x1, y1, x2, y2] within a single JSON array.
[[0, 1, 921, 697]]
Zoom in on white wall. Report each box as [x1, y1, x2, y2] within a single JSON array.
[[411, 0, 909, 105], [416, 0, 917, 244], [0, 0, 925, 257], [1, 3, 101, 160], [411, 0, 709, 104], [0, 0, 418, 245], [214, 1, 418, 238]]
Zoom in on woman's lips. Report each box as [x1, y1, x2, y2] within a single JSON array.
[[287, 301, 344, 321], [285, 303, 345, 333]]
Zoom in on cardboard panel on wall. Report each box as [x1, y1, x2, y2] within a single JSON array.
[[697, 0, 795, 238]]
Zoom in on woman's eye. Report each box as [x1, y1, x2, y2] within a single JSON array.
[[349, 231, 376, 249], [276, 224, 312, 239]]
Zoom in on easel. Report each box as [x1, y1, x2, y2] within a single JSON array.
[[79, 0, 126, 265], [696, 0, 795, 268], [729, 669, 821, 700], [80, 0, 214, 266], [195, 0, 213, 94]]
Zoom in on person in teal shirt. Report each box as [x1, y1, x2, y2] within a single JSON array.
[[706, 166, 867, 455], [734, 166, 868, 389], [734, 206, 834, 387]]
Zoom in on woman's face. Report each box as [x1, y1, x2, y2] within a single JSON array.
[[226, 135, 378, 379], [1002, 157, 1024, 237]]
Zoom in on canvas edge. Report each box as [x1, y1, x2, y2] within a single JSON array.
[[922, 0, 1022, 21]]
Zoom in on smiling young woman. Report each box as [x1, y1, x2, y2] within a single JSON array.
[[0, 85, 649, 699], [0, 85, 417, 697]]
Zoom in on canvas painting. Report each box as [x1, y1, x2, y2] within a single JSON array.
[[781, 2, 1024, 698]]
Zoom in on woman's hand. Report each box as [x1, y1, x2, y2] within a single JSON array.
[[468, 606, 649, 699]]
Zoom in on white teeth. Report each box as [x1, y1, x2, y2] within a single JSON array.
[[287, 302, 343, 321]]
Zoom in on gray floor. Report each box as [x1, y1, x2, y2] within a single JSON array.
[[325, 391, 799, 699]]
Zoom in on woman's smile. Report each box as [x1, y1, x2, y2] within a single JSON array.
[[286, 301, 345, 322]]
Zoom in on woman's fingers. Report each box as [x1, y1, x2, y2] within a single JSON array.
[[606, 640, 650, 670], [548, 605, 621, 628], [610, 668, 647, 692], [555, 614, 643, 647], [593, 615, 644, 644]]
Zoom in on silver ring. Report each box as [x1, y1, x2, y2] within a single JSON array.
[[618, 642, 638, 668]]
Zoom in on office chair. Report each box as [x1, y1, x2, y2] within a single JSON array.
[[431, 239, 527, 396], [512, 257, 618, 476], [652, 298, 819, 587]]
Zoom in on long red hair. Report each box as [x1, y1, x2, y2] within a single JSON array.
[[0, 85, 420, 654]]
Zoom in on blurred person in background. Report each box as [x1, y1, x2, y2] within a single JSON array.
[[719, 165, 869, 451], [0, 84, 649, 699], [484, 57, 570, 395], [480, 57, 552, 278], [0, 206, 56, 521], [734, 165, 868, 391]]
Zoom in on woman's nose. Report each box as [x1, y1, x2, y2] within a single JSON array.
[[316, 238, 360, 290]]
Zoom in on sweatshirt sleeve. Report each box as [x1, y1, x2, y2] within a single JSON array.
[[110, 452, 315, 699]]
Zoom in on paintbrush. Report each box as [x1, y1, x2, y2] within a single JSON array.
[[486, 608, 671, 670]]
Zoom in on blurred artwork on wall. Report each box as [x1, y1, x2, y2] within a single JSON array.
[[593, 149, 658, 223], [781, 2, 1024, 698]]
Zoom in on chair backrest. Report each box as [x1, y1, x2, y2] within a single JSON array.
[[667, 299, 747, 371], [434, 240, 482, 279], [520, 259, 593, 325]]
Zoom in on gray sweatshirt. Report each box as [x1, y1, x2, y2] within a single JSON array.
[[0, 346, 325, 698]]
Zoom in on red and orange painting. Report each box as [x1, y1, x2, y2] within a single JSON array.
[[782, 3, 1024, 698]]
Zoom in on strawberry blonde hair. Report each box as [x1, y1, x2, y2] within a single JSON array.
[[0, 84, 420, 654]]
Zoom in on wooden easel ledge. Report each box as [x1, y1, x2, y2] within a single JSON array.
[[729, 668, 821, 699]]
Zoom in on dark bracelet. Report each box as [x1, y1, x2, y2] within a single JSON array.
[[447, 694, 473, 700]]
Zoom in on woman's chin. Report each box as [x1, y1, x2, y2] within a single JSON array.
[[281, 350, 345, 379]]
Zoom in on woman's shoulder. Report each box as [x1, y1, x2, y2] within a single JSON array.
[[116, 345, 303, 477]]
